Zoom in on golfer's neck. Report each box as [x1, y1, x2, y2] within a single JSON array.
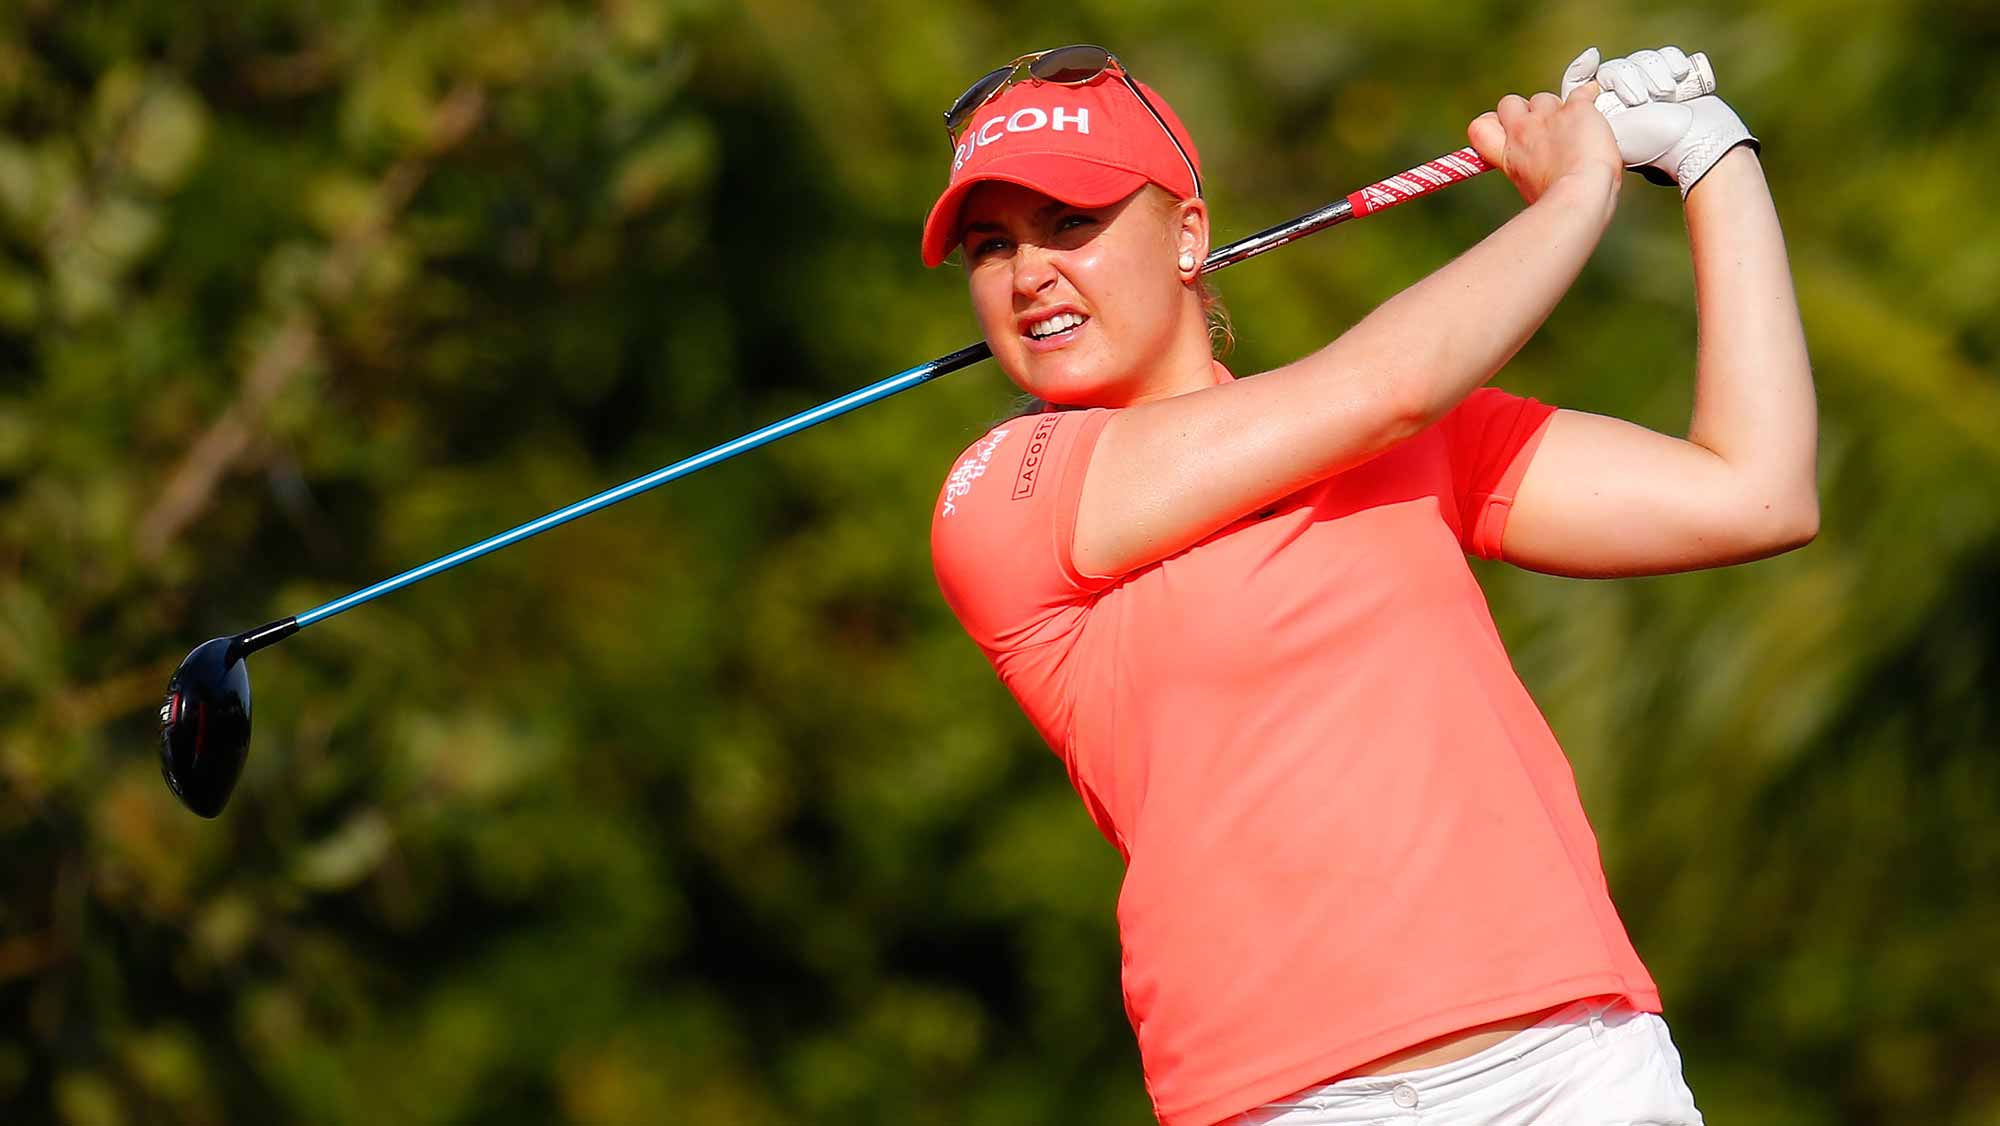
[[1116, 317, 1229, 407]]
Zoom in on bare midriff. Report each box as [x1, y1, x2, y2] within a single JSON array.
[[1334, 1001, 1574, 1078]]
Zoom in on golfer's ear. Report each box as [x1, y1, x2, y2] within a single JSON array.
[[1176, 197, 1210, 268]]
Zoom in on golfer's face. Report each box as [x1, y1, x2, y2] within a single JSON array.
[[958, 183, 1184, 407]]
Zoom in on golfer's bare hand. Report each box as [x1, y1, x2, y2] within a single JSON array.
[[1467, 81, 1622, 206]]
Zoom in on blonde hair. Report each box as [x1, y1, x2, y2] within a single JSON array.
[[1198, 273, 1236, 358]]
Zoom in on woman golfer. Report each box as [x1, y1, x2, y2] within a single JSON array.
[[925, 43, 1815, 1126]]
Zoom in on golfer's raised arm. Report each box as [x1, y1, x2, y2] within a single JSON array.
[[1073, 89, 1620, 580], [1499, 120, 1819, 576]]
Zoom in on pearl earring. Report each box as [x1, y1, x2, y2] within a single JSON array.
[[1178, 252, 1197, 272]]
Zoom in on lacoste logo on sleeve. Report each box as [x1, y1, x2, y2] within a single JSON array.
[[1013, 413, 1061, 500]]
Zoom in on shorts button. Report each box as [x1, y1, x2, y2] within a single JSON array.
[[1391, 1082, 1419, 1108]]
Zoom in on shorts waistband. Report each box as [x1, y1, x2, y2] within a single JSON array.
[[1258, 996, 1650, 1112]]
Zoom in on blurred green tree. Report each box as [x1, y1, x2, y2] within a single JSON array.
[[1, 1, 1995, 1124]]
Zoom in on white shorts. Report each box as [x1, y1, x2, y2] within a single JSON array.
[[1223, 997, 1705, 1126]]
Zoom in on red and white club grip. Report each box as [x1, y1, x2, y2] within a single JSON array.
[[1345, 147, 1492, 217]]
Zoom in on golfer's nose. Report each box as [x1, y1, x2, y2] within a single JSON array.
[[1011, 244, 1059, 298]]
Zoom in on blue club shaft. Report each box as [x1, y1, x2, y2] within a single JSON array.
[[293, 341, 994, 630]]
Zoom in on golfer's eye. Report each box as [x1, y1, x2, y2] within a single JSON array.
[[968, 236, 1011, 260], [1053, 212, 1099, 244]]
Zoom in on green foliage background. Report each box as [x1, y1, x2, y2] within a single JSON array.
[[3, 1, 1996, 1123]]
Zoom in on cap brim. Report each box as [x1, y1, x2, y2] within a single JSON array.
[[921, 155, 1151, 268]]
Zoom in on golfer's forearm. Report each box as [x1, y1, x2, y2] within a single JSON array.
[[1323, 167, 1617, 434], [1683, 149, 1819, 518]]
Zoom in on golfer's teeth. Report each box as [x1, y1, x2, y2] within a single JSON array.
[[1030, 312, 1083, 339]]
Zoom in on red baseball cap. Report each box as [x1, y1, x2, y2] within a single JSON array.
[[920, 69, 1202, 268]]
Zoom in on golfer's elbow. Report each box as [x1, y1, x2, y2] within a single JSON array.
[[1373, 366, 1449, 448], [1778, 494, 1820, 552], [1745, 486, 1819, 557]]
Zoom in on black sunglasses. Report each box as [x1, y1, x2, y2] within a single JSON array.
[[942, 44, 1202, 198]]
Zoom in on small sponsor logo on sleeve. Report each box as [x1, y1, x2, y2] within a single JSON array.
[[941, 427, 1011, 518], [1013, 413, 1061, 500]]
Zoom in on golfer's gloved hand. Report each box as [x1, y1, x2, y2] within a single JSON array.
[[1560, 46, 1759, 198]]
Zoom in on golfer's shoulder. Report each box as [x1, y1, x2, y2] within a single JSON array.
[[934, 408, 1109, 518], [932, 407, 1117, 582], [931, 409, 1117, 643]]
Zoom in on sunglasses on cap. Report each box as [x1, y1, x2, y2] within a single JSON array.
[[942, 44, 1203, 199]]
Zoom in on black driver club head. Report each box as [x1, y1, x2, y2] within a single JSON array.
[[159, 636, 252, 817]]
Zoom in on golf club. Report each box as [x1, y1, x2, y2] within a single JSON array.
[[159, 146, 1493, 817]]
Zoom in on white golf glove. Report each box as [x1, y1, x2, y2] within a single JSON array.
[[1561, 46, 1759, 198]]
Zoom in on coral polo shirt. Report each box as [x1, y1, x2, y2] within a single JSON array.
[[929, 378, 1661, 1126]]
